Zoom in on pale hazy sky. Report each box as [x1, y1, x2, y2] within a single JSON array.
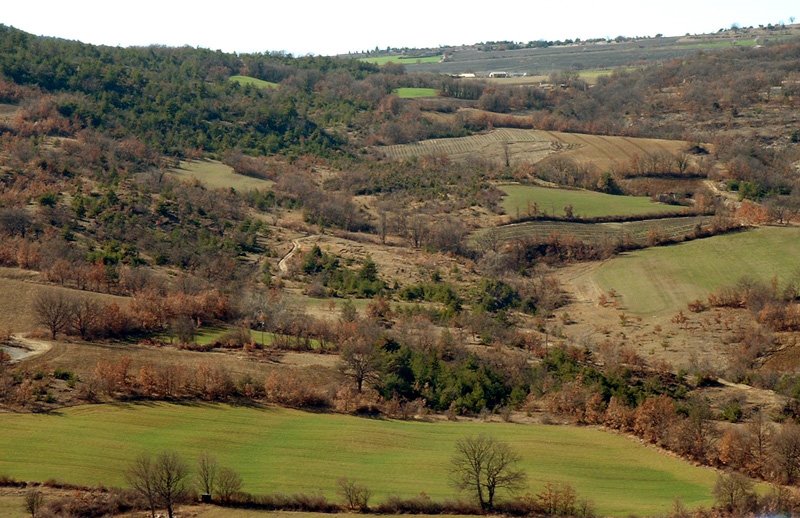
[[3, 1, 797, 56]]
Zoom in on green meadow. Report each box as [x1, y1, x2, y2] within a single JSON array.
[[499, 184, 682, 219], [0, 403, 717, 516], [393, 87, 439, 98], [229, 75, 280, 89], [591, 226, 800, 315]]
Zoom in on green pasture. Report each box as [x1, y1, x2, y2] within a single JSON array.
[[499, 184, 682, 219], [394, 87, 439, 98], [591, 226, 800, 315], [360, 55, 442, 65], [0, 403, 717, 516], [229, 75, 279, 89], [168, 160, 273, 192], [158, 325, 322, 350]]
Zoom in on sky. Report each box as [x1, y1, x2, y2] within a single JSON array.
[[2, 1, 797, 56]]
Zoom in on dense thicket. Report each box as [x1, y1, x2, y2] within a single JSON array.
[[0, 25, 383, 155]]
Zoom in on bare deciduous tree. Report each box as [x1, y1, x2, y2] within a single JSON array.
[[712, 471, 755, 513], [338, 323, 383, 393], [125, 453, 158, 518], [153, 450, 190, 518], [337, 477, 372, 511], [24, 489, 44, 518], [33, 291, 75, 340], [196, 451, 219, 499], [772, 423, 800, 484], [216, 466, 243, 503], [450, 434, 527, 510], [72, 298, 101, 340]]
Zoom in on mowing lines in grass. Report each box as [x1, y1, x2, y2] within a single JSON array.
[[590, 227, 800, 315], [0, 403, 717, 516]]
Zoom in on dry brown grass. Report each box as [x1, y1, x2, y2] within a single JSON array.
[[21, 338, 339, 384], [0, 268, 126, 334], [376, 128, 688, 171]]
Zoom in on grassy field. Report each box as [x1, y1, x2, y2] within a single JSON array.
[[360, 55, 442, 65], [394, 87, 438, 98], [0, 403, 716, 516], [169, 160, 273, 192], [500, 184, 682, 219], [229, 75, 279, 89], [377, 128, 687, 170], [590, 227, 800, 315]]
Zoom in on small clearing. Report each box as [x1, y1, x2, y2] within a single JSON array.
[[168, 160, 273, 192], [229, 75, 279, 89]]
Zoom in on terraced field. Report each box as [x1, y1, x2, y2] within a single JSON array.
[[475, 215, 715, 247], [360, 55, 442, 65], [377, 129, 687, 170], [0, 403, 718, 516], [500, 184, 684, 218], [378, 128, 554, 162]]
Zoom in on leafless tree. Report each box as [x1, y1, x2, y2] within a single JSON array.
[[450, 434, 527, 510], [712, 471, 755, 513], [71, 298, 101, 340], [153, 450, 190, 518], [24, 489, 44, 518], [196, 452, 219, 499], [772, 423, 800, 484], [125, 453, 158, 518], [33, 291, 75, 340], [338, 322, 383, 393], [337, 477, 372, 511], [216, 466, 243, 503]]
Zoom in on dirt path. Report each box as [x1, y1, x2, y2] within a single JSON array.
[[277, 235, 319, 275], [703, 179, 741, 209], [2, 334, 53, 363]]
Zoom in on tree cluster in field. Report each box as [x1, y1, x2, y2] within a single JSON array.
[[0, 133, 264, 288]]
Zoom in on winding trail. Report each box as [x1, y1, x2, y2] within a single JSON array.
[[277, 235, 319, 275]]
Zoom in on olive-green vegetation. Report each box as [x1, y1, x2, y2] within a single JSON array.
[[229, 75, 279, 89], [360, 55, 442, 65], [169, 160, 274, 191], [0, 496, 24, 518], [0, 403, 717, 516], [591, 227, 800, 315], [0, 24, 375, 155], [393, 87, 438, 98], [500, 184, 682, 218]]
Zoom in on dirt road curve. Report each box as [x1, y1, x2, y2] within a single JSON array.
[[2, 334, 53, 363], [277, 235, 319, 275]]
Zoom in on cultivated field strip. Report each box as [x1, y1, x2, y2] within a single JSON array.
[[477, 216, 715, 246], [378, 128, 554, 161], [376, 129, 687, 169]]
